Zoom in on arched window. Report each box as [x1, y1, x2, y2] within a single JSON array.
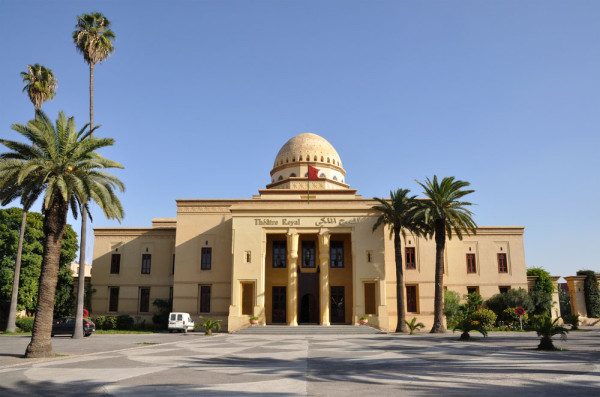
[[327, 157, 330, 163], [292, 157, 296, 162], [278, 175, 283, 181], [314, 155, 317, 161], [320, 156, 324, 162], [332, 176, 337, 181], [299, 155, 303, 161], [286, 158, 289, 163], [304, 172, 308, 177], [319, 173, 326, 178], [290, 173, 296, 177]]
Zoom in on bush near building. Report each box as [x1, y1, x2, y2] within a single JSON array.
[[471, 308, 497, 330], [576, 270, 600, 318], [15, 317, 34, 332], [485, 288, 534, 321]]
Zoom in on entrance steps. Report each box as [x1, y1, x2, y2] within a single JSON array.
[[234, 324, 385, 335]]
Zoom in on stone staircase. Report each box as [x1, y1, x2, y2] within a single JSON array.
[[234, 324, 385, 335]]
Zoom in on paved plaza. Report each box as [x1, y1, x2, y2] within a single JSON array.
[[0, 328, 599, 396]]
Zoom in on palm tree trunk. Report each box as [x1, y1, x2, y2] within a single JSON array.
[[394, 227, 408, 332], [74, 64, 94, 339], [25, 196, 69, 358], [5, 210, 27, 332], [430, 220, 447, 333]]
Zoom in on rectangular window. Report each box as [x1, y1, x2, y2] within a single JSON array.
[[141, 254, 151, 274], [467, 286, 479, 295], [405, 247, 416, 269], [466, 253, 476, 273], [272, 240, 287, 268], [172, 254, 175, 275], [406, 285, 418, 313], [301, 241, 315, 268], [139, 288, 150, 313], [109, 287, 119, 312], [330, 241, 344, 268], [499, 286, 510, 294], [169, 286, 173, 305], [201, 247, 212, 270], [364, 282, 377, 315], [497, 253, 508, 273], [241, 283, 254, 315], [110, 254, 121, 274], [200, 285, 211, 313]]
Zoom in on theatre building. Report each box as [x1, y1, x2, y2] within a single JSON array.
[[91, 133, 528, 332]]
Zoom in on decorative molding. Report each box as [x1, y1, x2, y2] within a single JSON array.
[[177, 206, 232, 214]]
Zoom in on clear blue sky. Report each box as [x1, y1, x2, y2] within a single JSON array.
[[1, 1, 599, 278]]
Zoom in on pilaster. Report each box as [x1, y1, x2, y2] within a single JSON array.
[[319, 231, 331, 326], [287, 230, 299, 326]]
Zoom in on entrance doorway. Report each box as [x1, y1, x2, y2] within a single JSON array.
[[272, 286, 287, 323], [330, 286, 345, 323], [298, 273, 319, 323]]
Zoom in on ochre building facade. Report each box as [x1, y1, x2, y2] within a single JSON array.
[[91, 133, 528, 331]]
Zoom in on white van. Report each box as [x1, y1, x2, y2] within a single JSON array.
[[168, 312, 195, 333]]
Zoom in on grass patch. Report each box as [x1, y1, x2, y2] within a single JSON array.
[[55, 354, 68, 357], [136, 342, 159, 345], [94, 330, 156, 334]]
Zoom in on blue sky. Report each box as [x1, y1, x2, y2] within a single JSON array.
[[1, 1, 599, 278]]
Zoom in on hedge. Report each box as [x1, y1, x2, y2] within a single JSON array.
[[577, 270, 600, 318]]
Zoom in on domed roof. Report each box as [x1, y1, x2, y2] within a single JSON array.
[[273, 133, 343, 168]]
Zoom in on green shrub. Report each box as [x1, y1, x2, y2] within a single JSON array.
[[152, 298, 172, 328], [94, 316, 106, 330], [500, 307, 529, 328], [444, 290, 461, 328], [16, 317, 34, 332], [563, 314, 580, 330], [103, 316, 118, 330], [485, 288, 534, 319], [471, 308, 497, 330], [527, 267, 554, 316], [461, 292, 483, 316], [558, 287, 571, 317], [116, 315, 134, 330], [577, 270, 600, 318]]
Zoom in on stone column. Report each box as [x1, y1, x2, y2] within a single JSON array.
[[565, 276, 588, 318], [287, 231, 299, 326], [550, 276, 561, 320], [319, 231, 331, 326]]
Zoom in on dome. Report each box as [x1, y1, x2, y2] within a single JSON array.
[[268, 133, 348, 190], [273, 133, 343, 168]]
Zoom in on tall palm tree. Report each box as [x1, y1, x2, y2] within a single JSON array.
[[4, 65, 57, 333], [72, 12, 115, 338], [372, 189, 424, 333], [0, 110, 124, 358], [415, 176, 477, 333]]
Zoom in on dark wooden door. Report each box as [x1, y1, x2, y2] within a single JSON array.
[[299, 273, 319, 323], [330, 286, 345, 323], [406, 286, 417, 313], [272, 286, 287, 323]]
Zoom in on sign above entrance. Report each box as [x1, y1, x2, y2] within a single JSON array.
[[254, 218, 300, 226], [315, 217, 359, 227], [253, 217, 361, 227]]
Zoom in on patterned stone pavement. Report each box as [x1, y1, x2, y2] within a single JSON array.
[[0, 329, 599, 396]]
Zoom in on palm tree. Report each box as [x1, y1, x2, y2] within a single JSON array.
[[415, 176, 476, 333], [72, 12, 115, 338], [533, 315, 569, 350], [4, 65, 57, 333], [0, 110, 124, 357], [21, 64, 58, 112], [372, 189, 424, 333]]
